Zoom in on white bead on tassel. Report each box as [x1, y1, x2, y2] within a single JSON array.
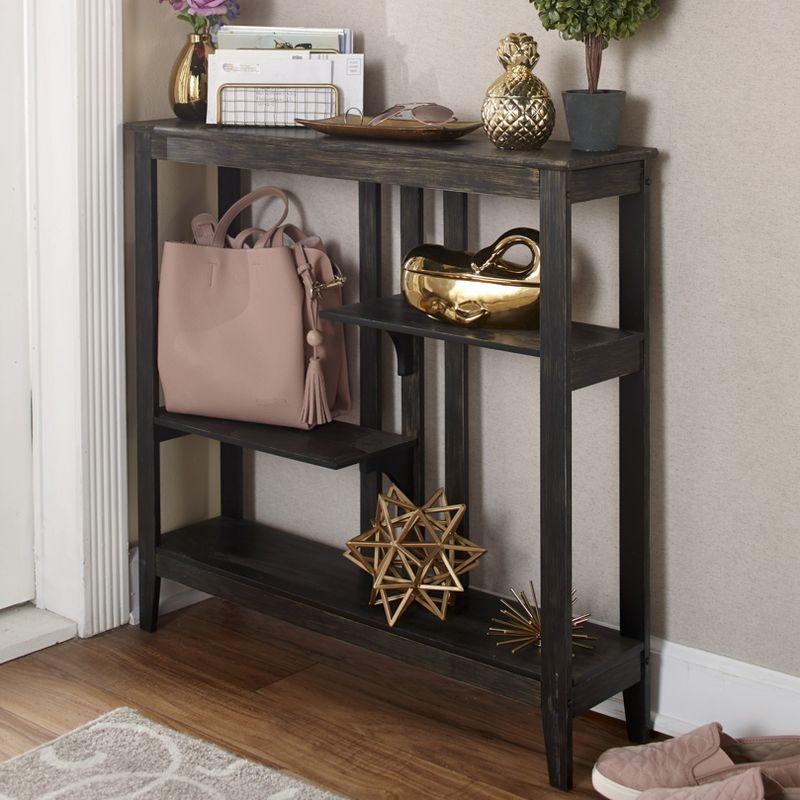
[[306, 329, 324, 347]]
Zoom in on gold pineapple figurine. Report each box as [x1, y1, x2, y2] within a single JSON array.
[[482, 33, 555, 151]]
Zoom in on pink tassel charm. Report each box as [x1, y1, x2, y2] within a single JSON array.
[[301, 356, 333, 427]]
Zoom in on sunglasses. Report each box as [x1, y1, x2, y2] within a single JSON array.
[[346, 103, 456, 128]]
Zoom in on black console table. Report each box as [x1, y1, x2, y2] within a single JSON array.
[[126, 118, 657, 790]]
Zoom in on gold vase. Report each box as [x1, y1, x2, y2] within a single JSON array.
[[482, 33, 555, 151], [170, 33, 214, 122]]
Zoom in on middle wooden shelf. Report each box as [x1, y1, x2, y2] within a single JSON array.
[[155, 409, 416, 470], [322, 294, 643, 389]]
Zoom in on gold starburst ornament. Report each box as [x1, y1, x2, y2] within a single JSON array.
[[344, 485, 486, 627], [488, 583, 596, 654]]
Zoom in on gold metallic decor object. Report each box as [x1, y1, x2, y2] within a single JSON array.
[[482, 33, 555, 150], [402, 227, 541, 329], [170, 33, 214, 122], [343, 485, 486, 627], [488, 583, 596, 654]]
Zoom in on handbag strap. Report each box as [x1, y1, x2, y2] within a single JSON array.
[[191, 212, 218, 247], [228, 226, 279, 250], [211, 186, 290, 249], [269, 224, 322, 250]]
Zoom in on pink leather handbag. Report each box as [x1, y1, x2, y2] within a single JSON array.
[[158, 186, 351, 430]]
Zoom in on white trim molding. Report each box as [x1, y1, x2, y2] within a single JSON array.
[[594, 636, 800, 737], [25, 0, 127, 636]]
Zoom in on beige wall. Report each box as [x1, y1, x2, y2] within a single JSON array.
[[124, 1, 800, 676]]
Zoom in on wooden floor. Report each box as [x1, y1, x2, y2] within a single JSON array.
[[0, 598, 633, 799]]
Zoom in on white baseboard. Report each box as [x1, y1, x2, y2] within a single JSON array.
[[0, 604, 77, 664], [128, 548, 211, 626], [593, 635, 800, 737]]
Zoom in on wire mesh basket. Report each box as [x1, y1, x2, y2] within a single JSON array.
[[216, 83, 340, 127]]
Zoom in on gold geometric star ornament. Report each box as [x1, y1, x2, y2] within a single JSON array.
[[343, 485, 486, 627], [488, 582, 596, 654]]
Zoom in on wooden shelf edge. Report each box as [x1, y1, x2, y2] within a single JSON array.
[[572, 335, 644, 390], [154, 410, 416, 470], [125, 118, 658, 172], [571, 652, 643, 717], [323, 296, 644, 388]]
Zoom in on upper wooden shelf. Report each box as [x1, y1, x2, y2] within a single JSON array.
[[125, 119, 657, 200]]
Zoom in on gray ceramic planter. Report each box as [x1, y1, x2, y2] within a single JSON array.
[[562, 89, 626, 151]]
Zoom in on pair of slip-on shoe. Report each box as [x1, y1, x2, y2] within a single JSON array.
[[593, 723, 800, 800]]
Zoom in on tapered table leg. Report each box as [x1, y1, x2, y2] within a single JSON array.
[[539, 169, 574, 790], [134, 130, 161, 632], [620, 161, 652, 743]]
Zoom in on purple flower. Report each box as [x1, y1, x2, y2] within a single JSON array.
[[160, 0, 239, 40], [186, 0, 229, 16]]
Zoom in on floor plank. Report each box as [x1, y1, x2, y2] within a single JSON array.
[[0, 656, 123, 734], [259, 662, 552, 798], [0, 598, 633, 798], [0, 706, 57, 761], [110, 613, 316, 691]]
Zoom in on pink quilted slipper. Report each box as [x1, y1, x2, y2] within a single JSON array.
[[638, 769, 800, 800], [593, 723, 800, 800]]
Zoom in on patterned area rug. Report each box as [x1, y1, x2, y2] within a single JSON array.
[[0, 707, 344, 799]]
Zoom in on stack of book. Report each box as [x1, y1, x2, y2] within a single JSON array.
[[207, 26, 363, 128]]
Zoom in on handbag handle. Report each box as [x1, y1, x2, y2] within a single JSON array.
[[228, 226, 270, 249], [211, 186, 290, 248], [268, 224, 322, 249]]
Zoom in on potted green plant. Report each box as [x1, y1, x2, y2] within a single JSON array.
[[529, 0, 659, 151]]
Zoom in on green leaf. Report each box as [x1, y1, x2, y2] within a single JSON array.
[[529, 0, 659, 41]]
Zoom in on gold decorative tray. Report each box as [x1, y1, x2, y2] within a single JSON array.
[[296, 115, 483, 142]]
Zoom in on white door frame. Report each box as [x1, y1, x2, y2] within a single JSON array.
[[24, 0, 128, 636], [0, 6, 35, 611]]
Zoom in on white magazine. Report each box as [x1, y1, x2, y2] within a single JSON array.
[[217, 26, 352, 54]]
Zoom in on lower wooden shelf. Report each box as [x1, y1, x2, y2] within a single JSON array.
[[156, 516, 643, 714]]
